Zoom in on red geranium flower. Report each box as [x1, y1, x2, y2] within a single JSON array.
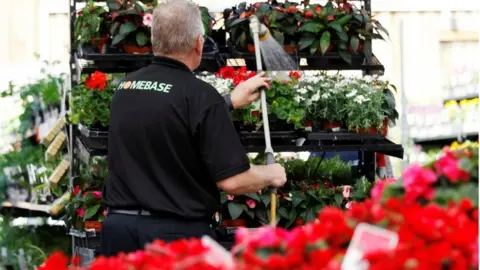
[[85, 71, 108, 90], [72, 185, 81, 196]]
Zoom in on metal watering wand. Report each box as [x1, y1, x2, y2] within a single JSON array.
[[248, 15, 277, 227]]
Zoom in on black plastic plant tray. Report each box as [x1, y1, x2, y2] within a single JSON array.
[[77, 124, 108, 151], [229, 44, 384, 71], [75, 138, 107, 164], [78, 42, 224, 73], [239, 130, 307, 148]]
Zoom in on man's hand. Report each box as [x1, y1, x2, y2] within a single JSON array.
[[267, 163, 287, 188], [230, 72, 270, 109]]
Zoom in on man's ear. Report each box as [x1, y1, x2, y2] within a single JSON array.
[[196, 35, 204, 55]]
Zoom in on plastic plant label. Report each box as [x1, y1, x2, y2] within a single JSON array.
[[201, 236, 235, 269], [342, 223, 398, 270]]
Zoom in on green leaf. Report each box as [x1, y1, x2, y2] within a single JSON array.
[[319, 31, 331, 54], [339, 50, 352, 64], [350, 36, 360, 52], [107, 0, 122, 11], [271, 30, 284, 45], [278, 207, 290, 219], [299, 35, 315, 50], [336, 31, 348, 42], [136, 32, 149, 47], [228, 18, 248, 28], [119, 22, 137, 36], [374, 21, 390, 37], [111, 34, 125, 46], [228, 203, 245, 220], [83, 204, 101, 221], [335, 14, 353, 26], [334, 193, 344, 206], [327, 22, 342, 33], [298, 22, 324, 33], [245, 192, 261, 201]]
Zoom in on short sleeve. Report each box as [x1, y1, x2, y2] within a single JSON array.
[[194, 102, 250, 182]]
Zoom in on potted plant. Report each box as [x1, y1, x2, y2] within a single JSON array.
[[342, 81, 385, 132], [64, 186, 105, 232], [69, 71, 115, 129], [107, 0, 155, 54], [74, 0, 110, 52]]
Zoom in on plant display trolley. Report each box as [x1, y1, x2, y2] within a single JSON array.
[[66, 0, 403, 265]]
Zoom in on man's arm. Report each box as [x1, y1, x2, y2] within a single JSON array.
[[195, 102, 286, 195]]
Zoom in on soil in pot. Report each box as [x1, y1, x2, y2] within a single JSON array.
[[123, 45, 152, 54]]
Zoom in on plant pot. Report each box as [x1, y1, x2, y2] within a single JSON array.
[[381, 119, 388, 136], [348, 43, 364, 54], [357, 127, 379, 134], [294, 218, 305, 226], [222, 219, 247, 228], [323, 121, 342, 130], [84, 221, 103, 232], [123, 45, 152, 54], [247, 44, 255, 53], [316, 44, 335, 54], [284, 45, 297, 53], [90, 37, 109, 53], [305, 120, 313, 131]]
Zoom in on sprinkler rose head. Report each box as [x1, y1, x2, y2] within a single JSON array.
[[248, 15, 270, 40]]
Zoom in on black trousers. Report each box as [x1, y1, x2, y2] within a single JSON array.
[[99, 213, 216, 257]]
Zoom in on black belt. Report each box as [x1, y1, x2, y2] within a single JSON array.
[[106, 208, 216, 224], [107, 208, 153, 216]]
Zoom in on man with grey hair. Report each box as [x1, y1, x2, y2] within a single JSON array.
[[100, 0, 287, 256]]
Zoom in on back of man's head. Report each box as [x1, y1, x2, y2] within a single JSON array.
[[152, 0, 204, 56]]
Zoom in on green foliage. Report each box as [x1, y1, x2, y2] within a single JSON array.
[[74, 0, 107, 45], [0, 218, 70, 269], [70, 76, 115, 128], [0, 64, 65, 137]]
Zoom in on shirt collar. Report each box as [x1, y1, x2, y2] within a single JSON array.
[[152, 56, 192, 73]]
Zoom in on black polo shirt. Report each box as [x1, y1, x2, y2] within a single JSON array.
[[103, 56, 250, 220]]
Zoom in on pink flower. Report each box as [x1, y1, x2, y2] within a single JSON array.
[[402, 164, 437, 203], [435, 152, 470, 183], [227, 195, 235, 201], [345, 201, 352, 209], [342, 186, 351, 198], [246, 199, 256, 209], [143, 13, 153, 27], [92, 191, 102, 199], [371, 178, 396, 202], [103, 210, 107, 217], [76, 208, 85, 218]]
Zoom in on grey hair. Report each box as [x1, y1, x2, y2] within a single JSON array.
[[151, 0, 205, 56]]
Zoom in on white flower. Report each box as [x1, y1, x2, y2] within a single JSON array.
[[321, 93, 330, 99], [311, 93, 320, 102], [294, 96, 305, 103], [354, 95, 370, 104], [346, 89, 358, 98], [297, 88, 308, 94], [363, 75, 373, 83]]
